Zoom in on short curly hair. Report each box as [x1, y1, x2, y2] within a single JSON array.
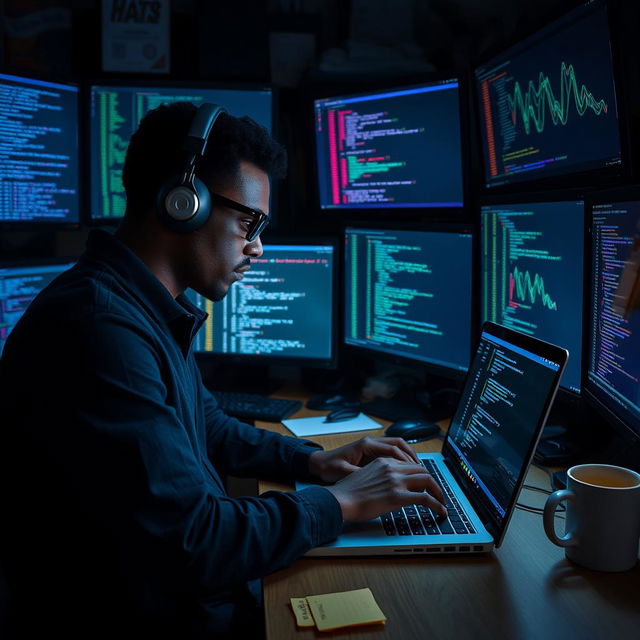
[[121, 101, 287, 217]]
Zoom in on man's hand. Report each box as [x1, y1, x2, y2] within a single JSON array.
[[308, 436, 420, 483], [323, 457, 447, 522]]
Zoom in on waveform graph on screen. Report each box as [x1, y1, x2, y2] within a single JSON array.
[[508, 266, 558, 312], [481, 202, 584, 393], [474, 0, 622, 187], [508, 62, 609, 137]]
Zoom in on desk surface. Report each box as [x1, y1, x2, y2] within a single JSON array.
[[257, 397, 640, 640]]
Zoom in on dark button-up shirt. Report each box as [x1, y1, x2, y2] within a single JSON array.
[[0, 230, 342, 637]]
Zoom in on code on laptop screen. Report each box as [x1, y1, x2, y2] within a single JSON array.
[[446, 330, 561, 524]]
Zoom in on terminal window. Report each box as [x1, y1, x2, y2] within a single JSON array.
[[315, 80, 464, 209], [0, 262, 75, 356], [588, 201, 640, 429], [0, 73, 79, 223], [481, 201, 584, 393], [186, 244, 334, 361], [345, 228, 472, 372], [475, 0, 621, 188], [89, 85, 273, 220]]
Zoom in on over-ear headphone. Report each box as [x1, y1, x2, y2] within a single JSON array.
[[156, 103, 227, 233]]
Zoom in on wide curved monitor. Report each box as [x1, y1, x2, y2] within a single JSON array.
[[315, 79, 464, 210], [475, 0, 622, 189], [0, 73, 80, 225], [89, 82, 273, 221]]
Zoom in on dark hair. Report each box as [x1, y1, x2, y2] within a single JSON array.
[[121, 101, 287, 216]]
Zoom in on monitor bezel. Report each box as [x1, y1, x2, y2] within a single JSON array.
[[341, 220, 477, 381], [83, 78, 277, 226], [472, 0, 632, 194], [583, 184, 640, 442], [478, 189, 589, 399], [192, 234, 339, 370], [0, 70, 82, 230], [310, 72, 471, 220]]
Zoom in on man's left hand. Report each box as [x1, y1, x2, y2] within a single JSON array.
[[308, 437, 421, 484]]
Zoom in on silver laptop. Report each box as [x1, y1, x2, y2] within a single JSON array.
[[299, 321, 568, 556]]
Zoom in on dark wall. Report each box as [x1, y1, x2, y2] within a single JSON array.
[[1, 0, 640, 256]]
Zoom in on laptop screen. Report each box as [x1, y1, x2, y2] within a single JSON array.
[[443, 324, 565, 537]]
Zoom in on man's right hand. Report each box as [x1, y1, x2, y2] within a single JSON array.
[[323, 457, 447, 522]]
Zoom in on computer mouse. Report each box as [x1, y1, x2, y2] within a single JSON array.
[[385, 420, 440, 442], [306, 393, 360, 410], [324, 407, 361, 423]]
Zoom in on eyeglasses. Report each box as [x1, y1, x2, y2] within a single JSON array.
[[210, 192, 270, 242]]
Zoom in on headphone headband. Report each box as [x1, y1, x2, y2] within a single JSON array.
[[157, 102, 227, 232]]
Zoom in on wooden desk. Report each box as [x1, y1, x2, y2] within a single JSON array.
[[257, 399, 640, 640]]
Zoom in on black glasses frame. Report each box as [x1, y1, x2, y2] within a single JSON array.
[[210, 192, 269, 242]]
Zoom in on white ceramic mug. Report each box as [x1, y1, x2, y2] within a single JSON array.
[[543, 463, 640, 572]]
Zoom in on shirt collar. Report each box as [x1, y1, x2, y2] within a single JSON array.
[[83, 229, 208, 353]]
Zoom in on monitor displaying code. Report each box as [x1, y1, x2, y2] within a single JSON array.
[[588, 200, 640, 436], [0, 262, 75, 355], [315, 80, 464, 209], [475, 0, 621, 188], [0, 73, 79, 223], [89, 84, 273, 220], [344, 227, 472, 372], [480, 201, 584, 393], [186, 244, 334, 362]]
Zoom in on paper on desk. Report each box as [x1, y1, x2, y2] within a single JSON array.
[[292, 587, 387, 632], [282, 413, 383, 437]]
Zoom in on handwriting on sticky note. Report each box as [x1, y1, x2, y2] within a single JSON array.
[[302, 587, 386, 632], [290, 598, 315, 627]]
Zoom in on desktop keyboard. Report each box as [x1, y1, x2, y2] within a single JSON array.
[[381, 459, 475, 536], [211, 390, 302, 423]]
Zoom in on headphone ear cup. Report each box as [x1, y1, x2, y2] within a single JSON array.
[[156, 175, 212, 233]]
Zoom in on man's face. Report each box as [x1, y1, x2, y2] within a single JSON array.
[[186, 161, 269, 302]]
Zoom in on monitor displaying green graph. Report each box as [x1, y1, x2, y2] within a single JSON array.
[[475, 0, 621, 188], [481, 201, 584, 393], [89, 83, 273, 220]]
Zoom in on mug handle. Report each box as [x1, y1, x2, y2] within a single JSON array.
[[543, 489, 578, 547]]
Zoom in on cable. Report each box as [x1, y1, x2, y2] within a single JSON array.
[[522, 483, 552, 494], [517, 482, 565, 515], [515, 503, 565, 518]]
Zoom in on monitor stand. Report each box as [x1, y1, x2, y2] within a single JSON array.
[[197, 360, 282, 396], [362, 387, 460, 424]]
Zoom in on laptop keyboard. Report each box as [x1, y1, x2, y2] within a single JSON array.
[[380, 459, 476, 536]]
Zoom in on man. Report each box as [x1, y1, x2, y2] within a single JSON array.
[[0, 102, 445, 638]]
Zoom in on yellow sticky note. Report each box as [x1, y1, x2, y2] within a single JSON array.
[[305, 587, 386, 632], [290, 598, 315, 627]]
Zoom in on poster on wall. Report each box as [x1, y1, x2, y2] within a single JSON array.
[[101, 0, 170, 73]]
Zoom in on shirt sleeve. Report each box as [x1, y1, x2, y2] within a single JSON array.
[[199, 377, 325, 482], [28, 311, 343, 594]]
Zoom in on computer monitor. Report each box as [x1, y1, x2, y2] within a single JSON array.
[[88, 82, 274, 221], [480, 199, 584, 394], [585, 191, 640, 444], [475, 0, 623, 189], [0, 260, 75, 356], [0, 72, 80, 225], [344, 226, 473, 376], [185, 241, 336, 368], [314, 78, 465, 210]]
